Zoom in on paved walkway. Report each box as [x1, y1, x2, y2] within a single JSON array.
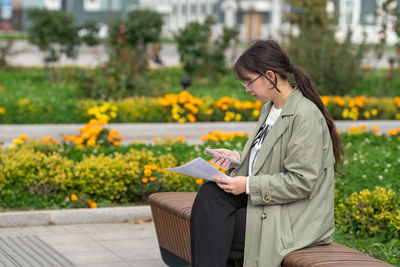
[[0, 222, 166, 267], [0, 121, 398, 147]]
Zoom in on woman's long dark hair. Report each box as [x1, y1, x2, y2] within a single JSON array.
[[234, 40, 343, 172]]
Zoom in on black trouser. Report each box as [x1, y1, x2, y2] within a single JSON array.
[[190, 182, 248, 267]]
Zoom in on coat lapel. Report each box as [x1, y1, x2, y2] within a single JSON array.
[[240, 101, 273, 164], [251, 88, 302, 175]]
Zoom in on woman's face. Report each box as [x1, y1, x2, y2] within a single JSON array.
[[241, 70, 276, 103]]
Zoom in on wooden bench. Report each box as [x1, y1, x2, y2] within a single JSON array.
[[149, 192, 394, 267]]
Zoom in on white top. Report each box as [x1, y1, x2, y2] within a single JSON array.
[[246, 105, 282, 194]]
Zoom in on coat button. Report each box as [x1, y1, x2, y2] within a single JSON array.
[[264, 195, 271, 201], [261, 213, 267, 220]]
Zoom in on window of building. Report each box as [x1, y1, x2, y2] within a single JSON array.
[[345, 0, 353, 25], [182, 5, 187, 14], [44, 0, 61, 10], [360, 0, 376, 25], [83, 0, 101, 12], [237, 12, 244, 24], [201, 3, 207, 14], [191, 4, 196, 14], [262, 12, 271, 24]]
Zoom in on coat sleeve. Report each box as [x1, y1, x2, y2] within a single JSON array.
[[248, 109, 325, 206]]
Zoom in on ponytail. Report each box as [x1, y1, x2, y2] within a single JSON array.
[[292, 66, 343, 172]]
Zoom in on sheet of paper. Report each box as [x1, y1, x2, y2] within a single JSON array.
[[165, 157, 231, 181]]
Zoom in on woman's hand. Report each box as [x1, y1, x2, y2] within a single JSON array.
[[209, 148, 239, 170], [212, 176, 247, 195]]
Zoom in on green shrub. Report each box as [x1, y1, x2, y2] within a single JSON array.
[[335, 186, 400, 240]]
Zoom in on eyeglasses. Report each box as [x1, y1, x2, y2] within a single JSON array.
[[240, 74, 263, 89]]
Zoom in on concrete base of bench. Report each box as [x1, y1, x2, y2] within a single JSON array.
[[149, 192, 394, 267]]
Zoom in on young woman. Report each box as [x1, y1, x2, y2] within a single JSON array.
[[190, 40, 343, 267]]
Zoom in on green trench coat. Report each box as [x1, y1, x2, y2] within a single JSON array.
[[230, 88, 336, 267]]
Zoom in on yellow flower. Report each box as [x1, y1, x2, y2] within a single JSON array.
[[371, 109, 378, 116], [90, 202, 97, 208], [371, 125, 379, 131], [153, 138, 159, 143], [19, 134, 28, 141], [144, 169, 152, 176], [363, 111, 370, 119], [71, 194, 78, 202], [75, 137, 84, 145], [195, 178, 204, 184], [142, 177, 149, 183], [253, 109, 260, 117], [13, 139, 23, 145], [177, 136, 186, 142], [87, 138, 96, 146], [0, 107, 5, 114], [395, 113, 400, 120], [235, 114, 242, 121], [342, 108, 349, 118], [110, 111, 117, 119]]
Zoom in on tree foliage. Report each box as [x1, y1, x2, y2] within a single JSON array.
[[26, 8, 81, 63], [78, 9, 164, 100], [284, 0, 366, 95], [175, 16, 239, 81]]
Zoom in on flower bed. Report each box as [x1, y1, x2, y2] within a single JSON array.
[[1, 91, 399, 124]]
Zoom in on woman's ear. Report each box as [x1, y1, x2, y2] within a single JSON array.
[[265, 70, 275, 80]]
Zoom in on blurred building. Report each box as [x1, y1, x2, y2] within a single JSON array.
[[0, 0, 138, 31], [1, 0, 399, 44], [136, 0, 400, 44]]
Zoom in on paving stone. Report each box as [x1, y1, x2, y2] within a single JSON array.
[[112, 248, 162, 262], [99, 239, 156, 252], [76, 262, 130, 267], [85, 231, 139, 241], [62, 250, 123, 265], [127, 259, 168, 267]]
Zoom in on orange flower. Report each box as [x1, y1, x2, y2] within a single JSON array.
[[70, 194, 78, 202], [90, 202, 97, 208], [149, 176, 156, 182], [187, 113, 196, 123], [349, 126, 359, 132], [144, 169, 152, 176], [144, 164, 158, 170], [113, 141, 121, 147], [86, 199, 93, 205], [371, 125, 379, 131], [74, 137, 84, 145], [177, 136, 186, 142], [142, 177, 149, 183], [388, 129, 398, 136], [333, 97, 345, 106], [360, 124, 367, 131], [19, 134, 28, 141], [195, 178, 204, 184]]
